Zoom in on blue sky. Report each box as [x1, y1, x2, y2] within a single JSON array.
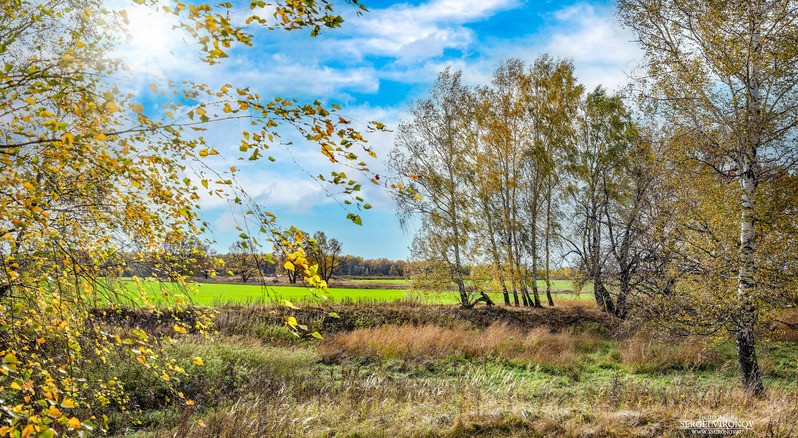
[[119, 0, 640, 260]]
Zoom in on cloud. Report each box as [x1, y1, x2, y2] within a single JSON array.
[[544, 3, 640, 91], [108, 0, 644, 259], [224, 54, 380, 99], [334, 0, 519, 63]]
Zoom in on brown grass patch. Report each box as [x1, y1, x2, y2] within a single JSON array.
[[320, 323, 603, 370], [619, 334, 724, 373]]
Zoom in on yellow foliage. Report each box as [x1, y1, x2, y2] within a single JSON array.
[[66, 417, 80, 429], [0, 0, 376, 436]]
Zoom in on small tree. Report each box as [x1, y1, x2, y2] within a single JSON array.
[[308, 231, 343, 283], [223, 242, 262, 283]]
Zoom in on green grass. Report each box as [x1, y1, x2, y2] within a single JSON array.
[[120, 280, 592, 306], [347, 278, 590, 292]]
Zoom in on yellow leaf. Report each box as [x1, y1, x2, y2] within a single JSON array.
[[23, 97, 35, 105], [284, 300, 299, 310], [136, 356, 146, 365], [22, 181, 35, 192], [3, 353, 19, 364], [9, 382, 21, 390], [60, 399, 76, 408], [21, 424, 35, 438], [48, 406, 61, 418], [95, 133, 107, 141], [61, 132, 74, 147], [131, 103, 144, 114], [186, 399, 195, 406], [284, 261, 295, 271], [197, 419, 207, 428], [173, 324, 187, 334], [67, 417, 81, 429], [286, 316, 298, 327], [198, 149, 209, 158], [105, 101, 120, 113], [192, 357, 204, 366], [36, 338, 45, 344], [161, 372, 170, 381]]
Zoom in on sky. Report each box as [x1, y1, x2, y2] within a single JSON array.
[[119, 0, 641, 260]]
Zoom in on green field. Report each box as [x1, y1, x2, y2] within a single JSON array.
[[123, 280, 591, 306], [348, 278, 589, 291]]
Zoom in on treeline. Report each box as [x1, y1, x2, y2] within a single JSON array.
[[120, 233, 406, 283], [390, 58, 643, 312]]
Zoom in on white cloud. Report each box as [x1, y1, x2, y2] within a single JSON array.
[[416, 2, 641, 93], [544, 3, 640, 91], [333, 0, 519, 62], [228, 55, 380, 98]]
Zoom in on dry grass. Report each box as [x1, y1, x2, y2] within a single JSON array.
[[320, 323, 602, 371], [619, 334, 725, 373], [145, 367, 798, 438]]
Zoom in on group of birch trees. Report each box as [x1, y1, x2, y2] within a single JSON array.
[[390, 57, 648, 314], [392, 0, 798, 396]]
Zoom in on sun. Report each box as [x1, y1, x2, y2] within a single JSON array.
[[115, 4, 189, 77]]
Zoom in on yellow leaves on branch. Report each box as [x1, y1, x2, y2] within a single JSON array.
[[0, 0, 377, 435]]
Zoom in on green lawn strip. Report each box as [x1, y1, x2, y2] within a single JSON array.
[[347, 278, 592, 292], [118, 280, 592, 306]]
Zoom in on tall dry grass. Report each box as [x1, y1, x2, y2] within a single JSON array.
[[320, 323, 603, 370], [619, 334, 726, 373]]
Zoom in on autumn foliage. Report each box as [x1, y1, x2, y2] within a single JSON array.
[[0, 0, 380, 435]]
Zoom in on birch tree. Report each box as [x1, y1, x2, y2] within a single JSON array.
[[390, 69, 486, 307], [619, 0, 798, 395], [565, 87, 636, 314]]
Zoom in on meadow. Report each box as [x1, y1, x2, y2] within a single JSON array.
[[123, 279, 591, 306], [98, 300, 798, 437]]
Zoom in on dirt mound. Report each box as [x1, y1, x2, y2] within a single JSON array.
[[91, 302, 621, 338], [211, 302, 620, 338]]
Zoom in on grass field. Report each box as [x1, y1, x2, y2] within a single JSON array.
[[347, 278, 589, 292], [123, 280, 592, 306]]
